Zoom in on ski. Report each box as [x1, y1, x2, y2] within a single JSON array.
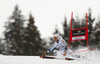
[[40, 56, 74, 60]]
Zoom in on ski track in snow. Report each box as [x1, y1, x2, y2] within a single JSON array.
[[0, 50, 100, 64]]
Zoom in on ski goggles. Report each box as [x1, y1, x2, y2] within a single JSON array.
[[53, 37, 58, 40]]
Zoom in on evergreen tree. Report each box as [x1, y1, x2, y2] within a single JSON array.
[[4, 5, 25, 55], [62, 17, 70, 42], [24, 14, 44, 55], [93, 20, 100, 46], [88, 8, 95, 36], [95, 18, 100, 29], [81, 18, 86, 28], [88, 8, 95, 48], [0, 39, 3, 54], [71, 17, 81, 29]]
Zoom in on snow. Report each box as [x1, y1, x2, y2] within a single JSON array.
[[0, 50, 100, 64]]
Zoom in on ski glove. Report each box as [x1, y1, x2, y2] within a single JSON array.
[[43, 51, 48, 56]]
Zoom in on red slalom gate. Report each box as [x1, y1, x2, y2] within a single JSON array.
[[68, 12, 96, 52]]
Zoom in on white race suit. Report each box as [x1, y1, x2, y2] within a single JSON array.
[[47, 40, 73, 56]]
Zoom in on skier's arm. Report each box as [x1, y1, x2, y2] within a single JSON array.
[[43, 43, 56, 56], [46, 43, 56, 53]]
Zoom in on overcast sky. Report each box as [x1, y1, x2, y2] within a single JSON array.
[[0, 0, 100, 38]]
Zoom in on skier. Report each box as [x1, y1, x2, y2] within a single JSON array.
[[43, 34, 73, 56]]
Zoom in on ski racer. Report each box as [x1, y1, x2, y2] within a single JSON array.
[[43, 34, 73, 56]]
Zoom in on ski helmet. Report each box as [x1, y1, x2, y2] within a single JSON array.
[[53, 34, 60, 40]]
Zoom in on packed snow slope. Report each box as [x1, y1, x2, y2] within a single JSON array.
[[0, 50, 100, 64]]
